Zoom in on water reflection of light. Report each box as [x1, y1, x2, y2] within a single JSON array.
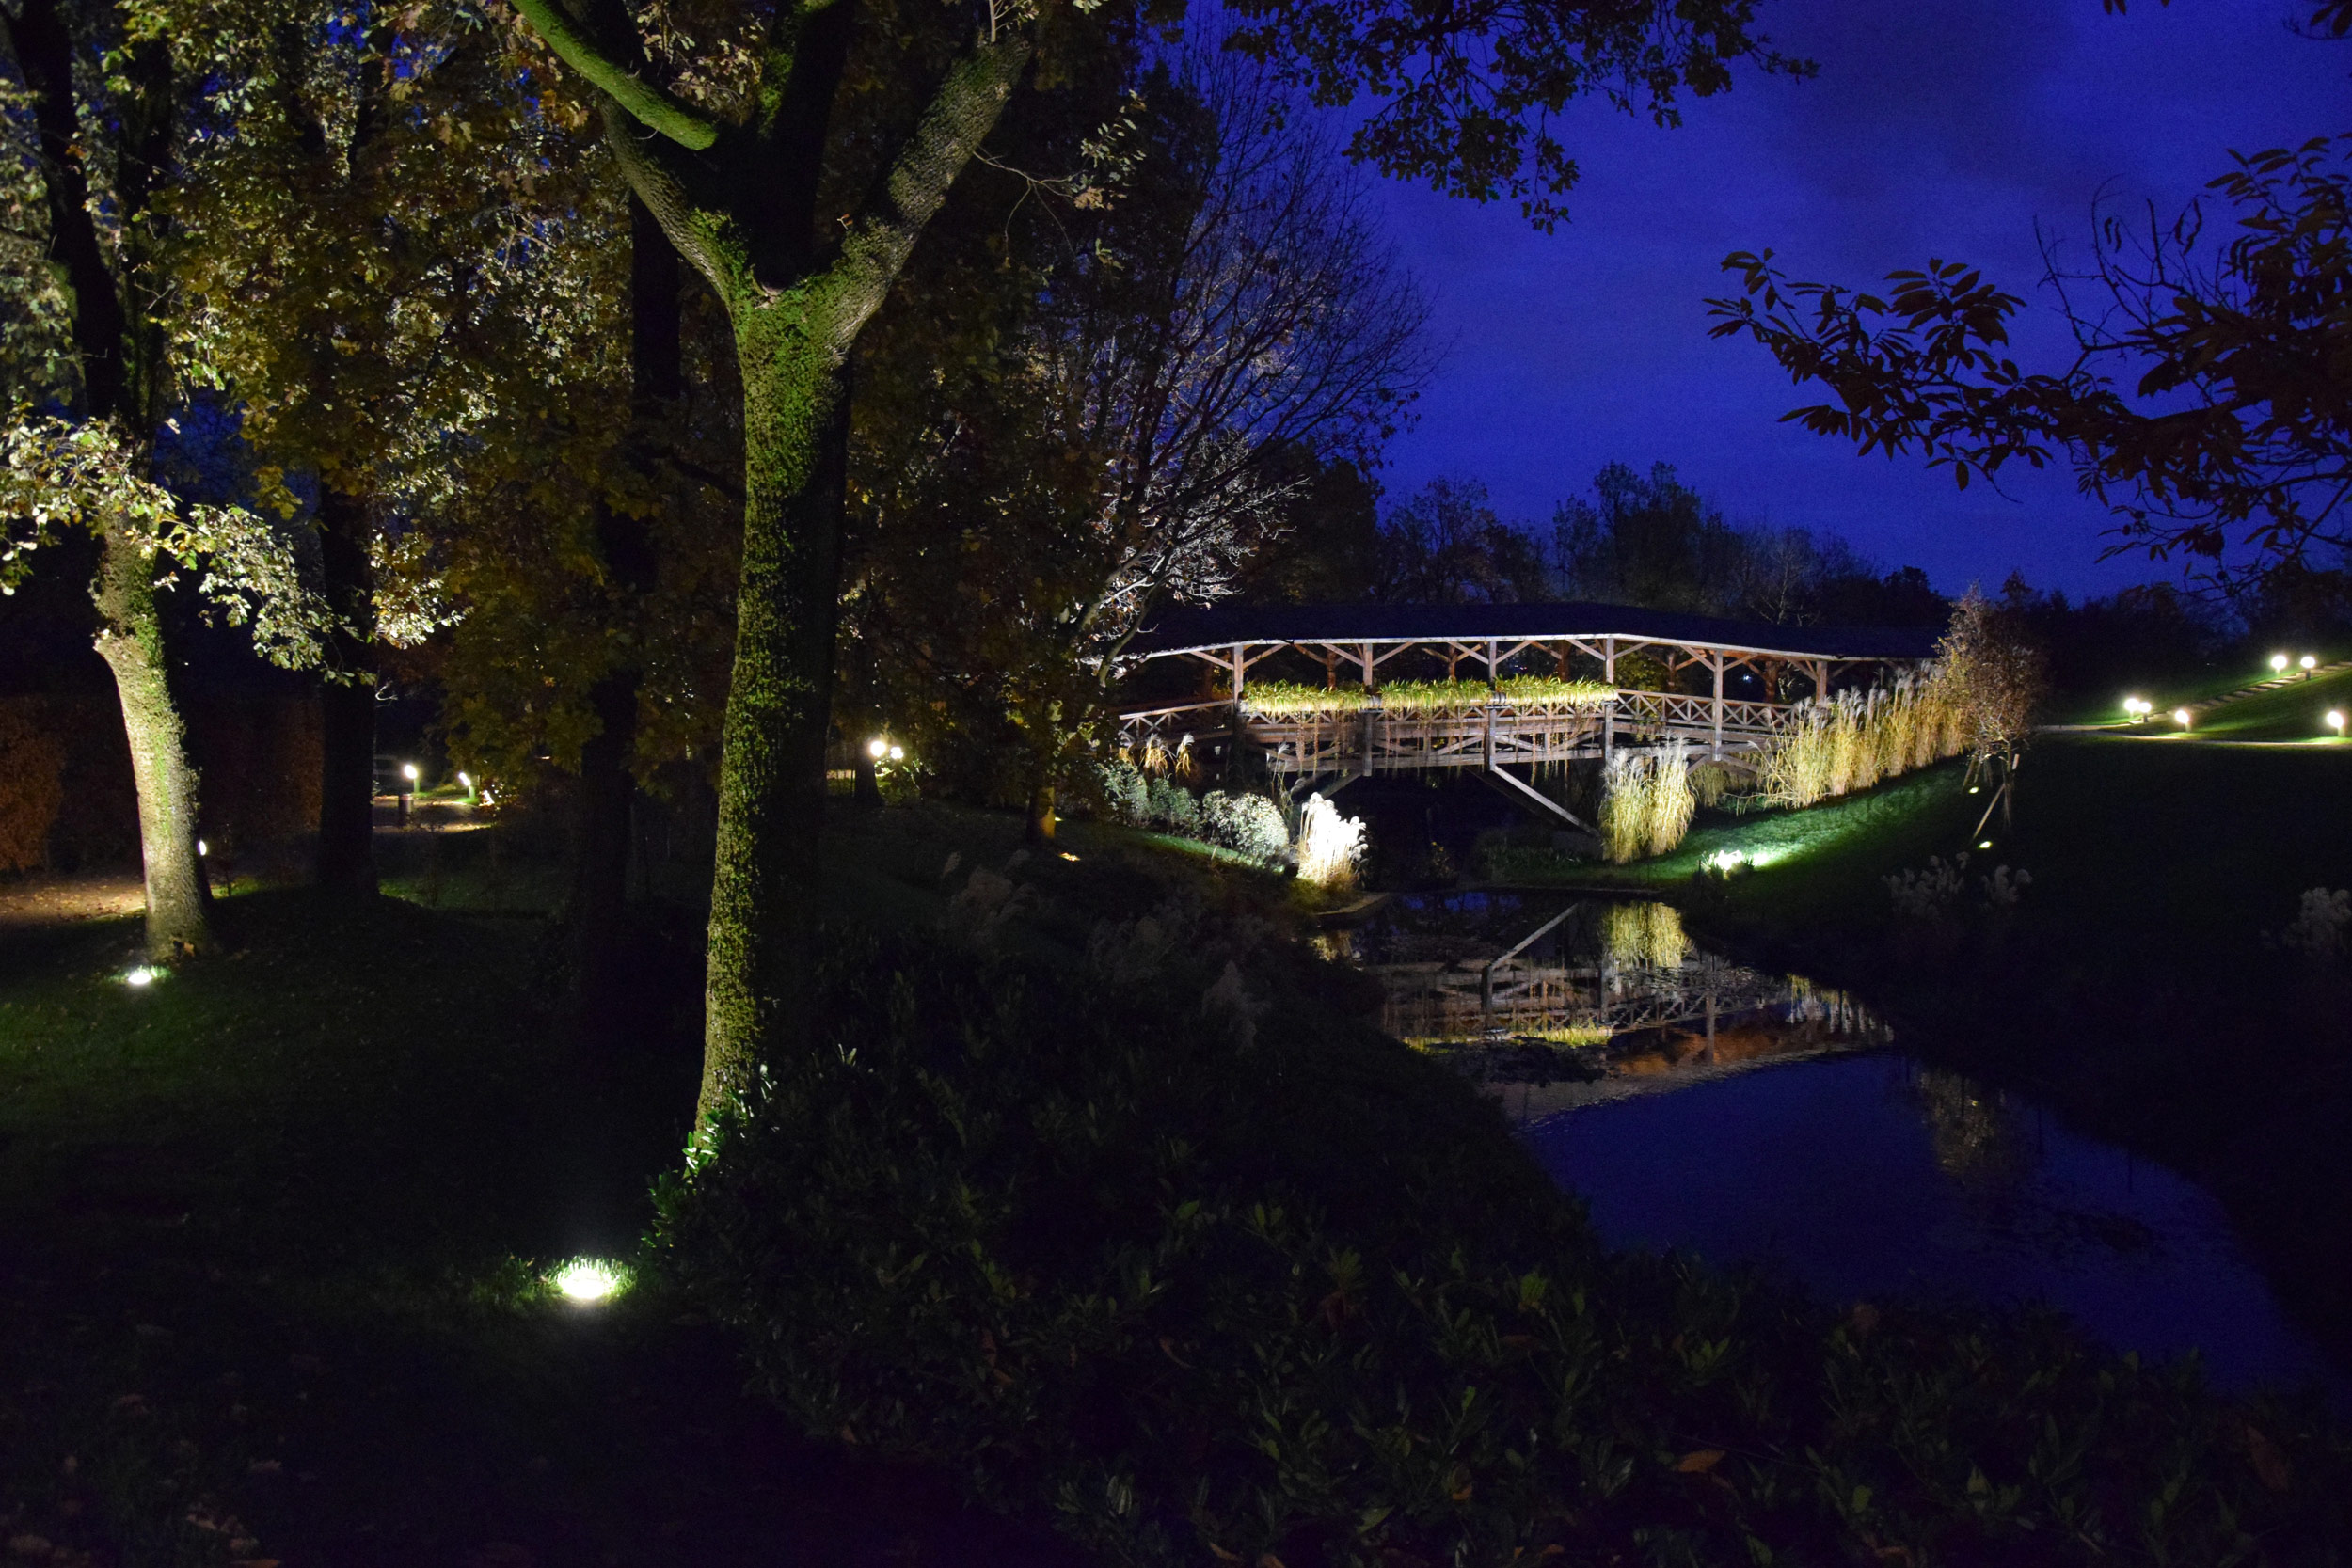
[[1354, 897, 1890, 1117]]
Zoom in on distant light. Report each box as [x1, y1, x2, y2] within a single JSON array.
[[1059, 851, 1079, 862], [866, 737, 888, 759], [122, 967, 156, 988], [2172, 708, 2192, 728], [2329, 711, 2345, 736], [1977, 840, 1994, 850], [553, 1259, 624, 1303], [2271, 654, 2290, 673], [196, 839, 207, 857], [2302, 655, 2318, 671], [888, 745, 904, 761], [401, 763, 420, 784], [1967, 786, 1980, 794]]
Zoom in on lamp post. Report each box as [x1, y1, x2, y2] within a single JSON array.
[[2272, 653, 2290, 673], [399, 761, 419, 828], [2172, 707, 2193, 731], [2328, 711, 2344, 739], [2302, 655, 2318, 679]]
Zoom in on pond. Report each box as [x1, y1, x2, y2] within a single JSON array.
[[1327, 892, 2346, 1402]]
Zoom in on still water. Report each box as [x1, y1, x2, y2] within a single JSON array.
[[1333, 893, 2344, 1399]]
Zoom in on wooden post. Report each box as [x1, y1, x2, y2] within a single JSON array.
[[1486, 639, 1500, 691], [1603, 636, 1617, 763], [1710, 653, 1724, 761], [1359, 641, 1374, 689]]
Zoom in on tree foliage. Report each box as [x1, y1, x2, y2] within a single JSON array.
[[1226, 0, 1812, 226], [1708, 134, 2352, 594]]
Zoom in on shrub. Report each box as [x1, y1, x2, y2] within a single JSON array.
[[1097, 759, 1150, 827], [1199, 790, 1288, 865], [654, 930, 2352, 1567]]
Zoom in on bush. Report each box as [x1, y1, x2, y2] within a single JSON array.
[[1199, 789, 1289, 866], [654, 931, 2352, 1567]]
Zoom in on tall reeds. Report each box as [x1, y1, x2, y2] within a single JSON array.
[[1599, 741, 1696, 863], [1754, 660, 1970, 809], [1604, 899, 1689, 970]]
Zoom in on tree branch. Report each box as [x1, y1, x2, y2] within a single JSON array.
[[511, 0, 721, 151], [819, 28, 1034, 350]]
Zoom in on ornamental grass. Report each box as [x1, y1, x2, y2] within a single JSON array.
[[1236, 681, 1369, 716], [1598, 742, 1696, 864], [1604, 897, 1690, 970], [1756, 662, 1969, 810]]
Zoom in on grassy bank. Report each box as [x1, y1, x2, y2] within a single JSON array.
[[1525, 736, 2352, 1357], [0, 870, 1093, 1565]]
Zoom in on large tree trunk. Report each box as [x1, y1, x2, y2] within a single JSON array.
[[91, 523, 209, 959], [314, 485, 378, 891], [699, 314, 851, 1119]]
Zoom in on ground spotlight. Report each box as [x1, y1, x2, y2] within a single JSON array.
[[2329, 711, 2345, 736], [553, 1259, 625, 1304], [122, 966, 157, 988]]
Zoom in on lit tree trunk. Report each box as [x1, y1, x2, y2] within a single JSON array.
[[514, 0, 1032, 1122], [314, 485, 378, 891], [701, 323, 851, 1110], [91, 523, 209, 958], [1, 2, 202, 955]]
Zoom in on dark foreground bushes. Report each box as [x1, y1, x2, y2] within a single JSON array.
[[652, 930, 2352, 1566]]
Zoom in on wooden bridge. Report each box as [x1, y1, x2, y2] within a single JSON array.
[[1116, 603, 1940, 822]]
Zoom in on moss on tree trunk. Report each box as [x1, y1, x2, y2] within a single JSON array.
[[91, 524, 209, 959], [698, 309, 853, 1118]]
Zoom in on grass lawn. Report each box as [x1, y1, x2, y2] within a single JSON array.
[[0, 861, 1108, 1565]]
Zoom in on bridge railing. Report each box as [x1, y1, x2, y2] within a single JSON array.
[[1114, 691, 1796, 775]]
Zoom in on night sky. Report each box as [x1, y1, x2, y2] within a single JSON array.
[[1364, 0, 2347, 597]]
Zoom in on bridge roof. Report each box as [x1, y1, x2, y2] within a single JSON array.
[[1128, 602, 1944, 662]]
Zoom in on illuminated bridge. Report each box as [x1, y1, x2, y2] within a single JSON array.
[[1115, 602, 1939, 825]]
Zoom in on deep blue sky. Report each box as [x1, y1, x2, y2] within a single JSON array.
[[1361, 0, 2347, 597]]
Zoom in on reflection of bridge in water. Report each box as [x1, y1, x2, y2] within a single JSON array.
[[1118, 604, 1939, 826], [1336, 897, 1891, 1121]]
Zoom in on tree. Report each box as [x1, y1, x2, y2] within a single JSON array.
[[512, 0, 1804, 1119], [1550, 460, 1744, 610], [1941, 586, 2046, 835], [850, 39, 1430, 840], [1374, 477, 1547, 603], [0, 0, 327, 958], [1707, 130, 2352, 598], [166, 1, 607, 891]]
